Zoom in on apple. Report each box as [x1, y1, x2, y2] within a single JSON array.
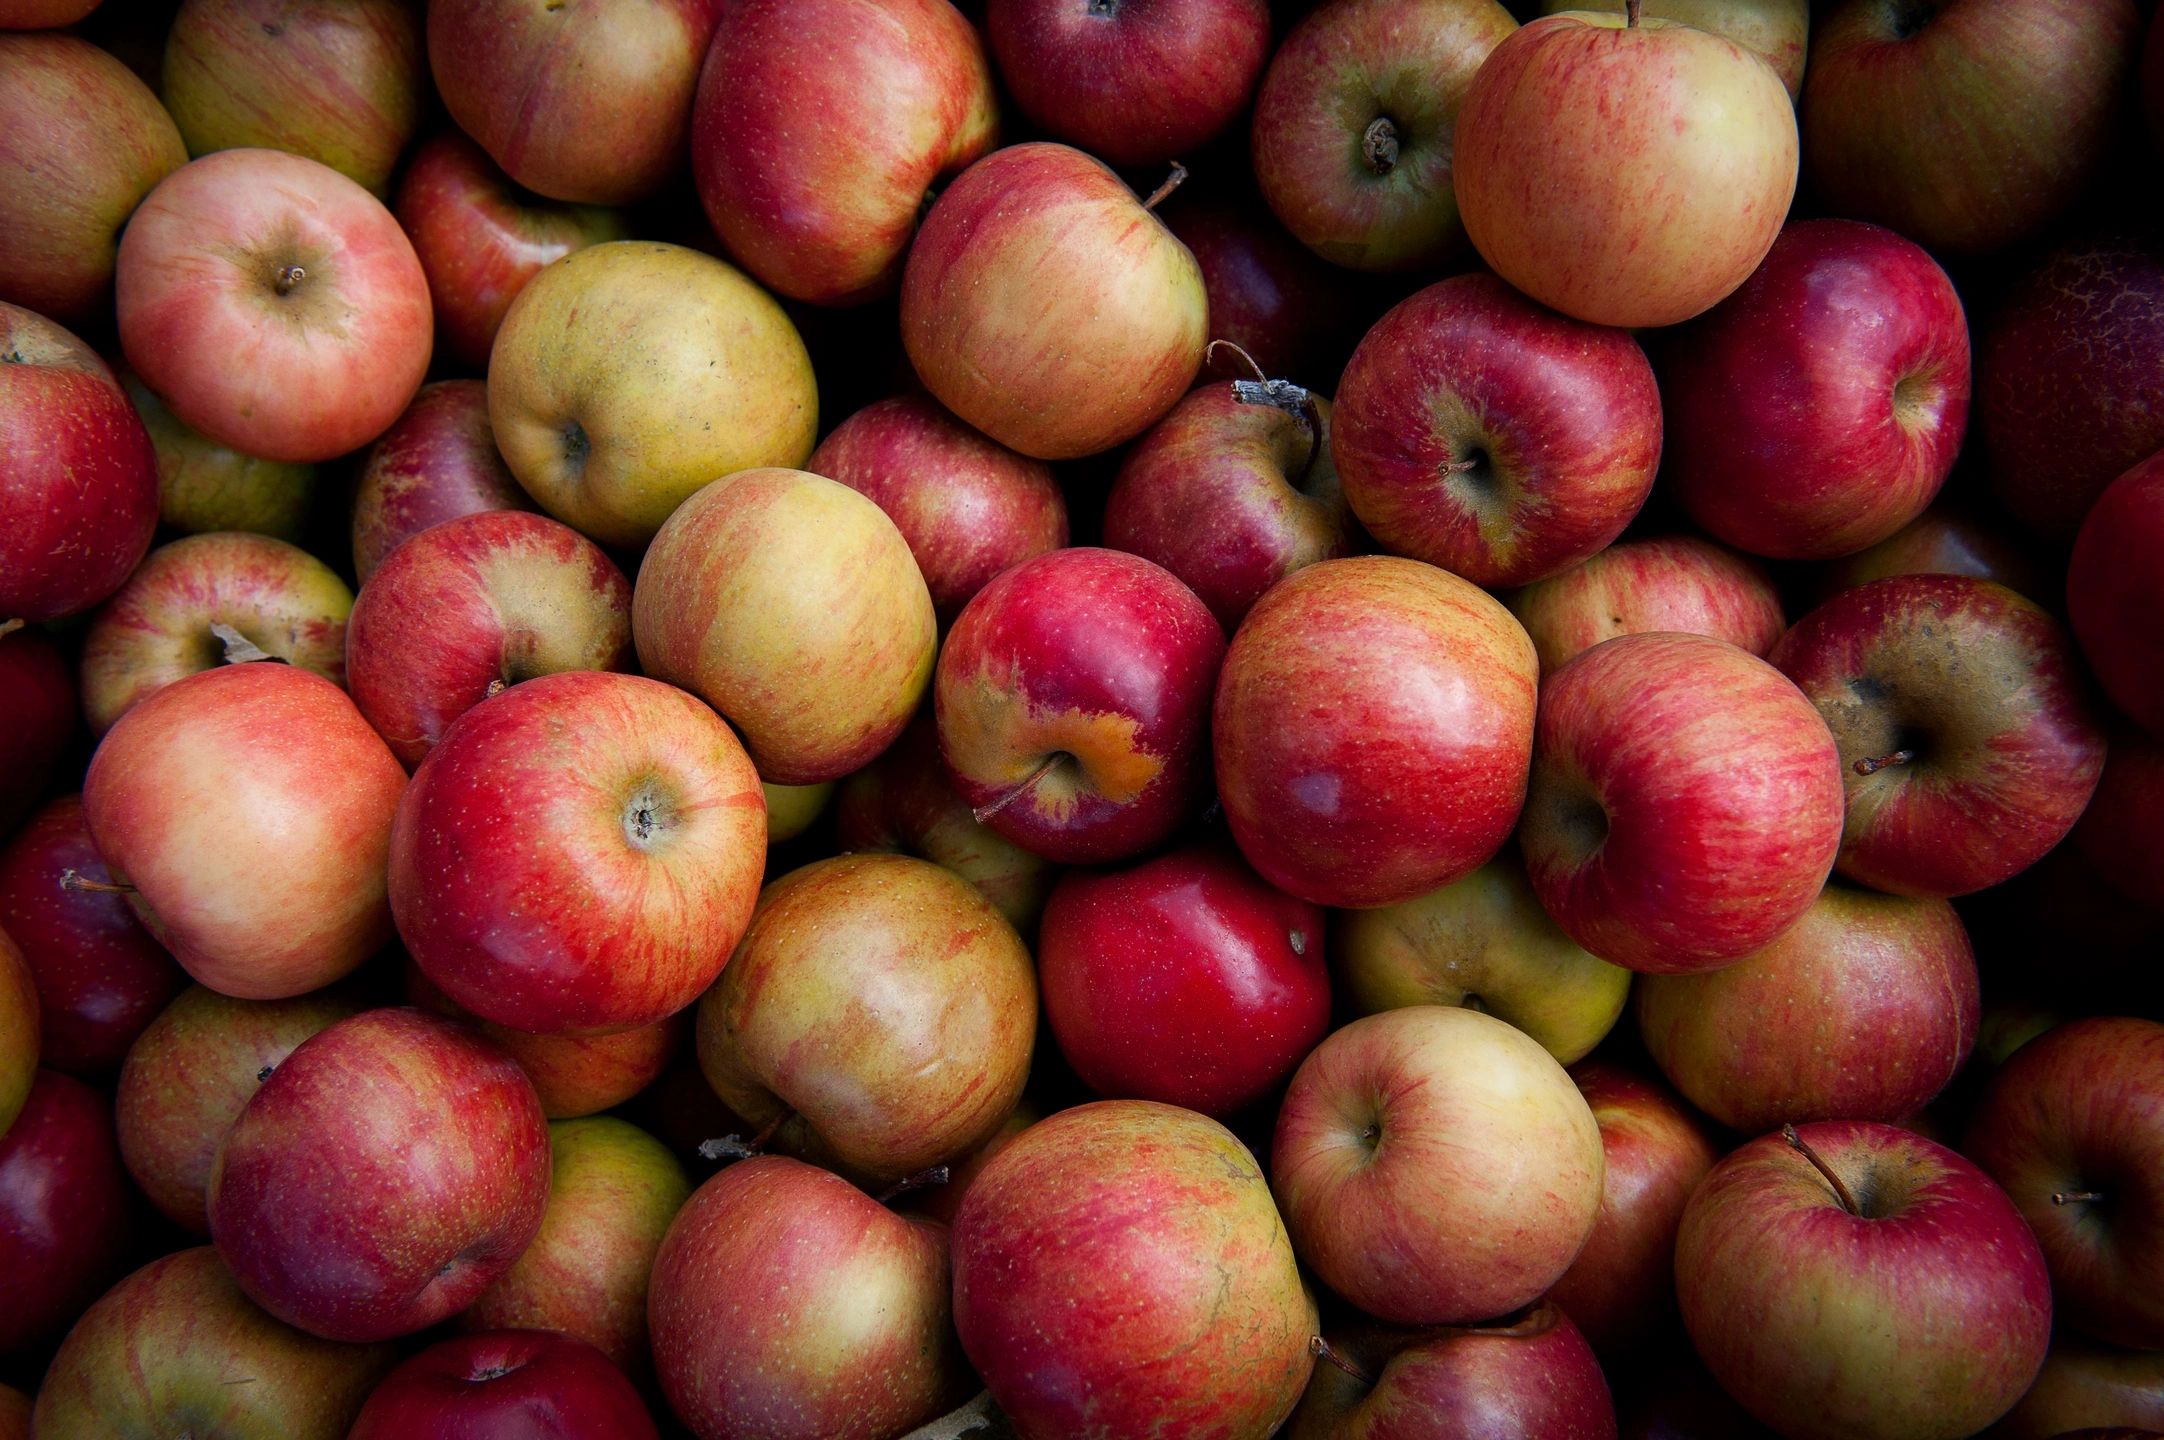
[[953, 1099, 1316, 1438], [1815, 497, 2044, 603], [762, 780, 833, 846], [1801, 0, 2141, 256], [84, 664, 405, 1000], [0, 0, 99, 29], [1333, 854, 1632, 1066], [1770, 574, 2108, 898], [0, 1068, 131, 1353], [348, 510, 633, 768], [0, 931, 31, 1133], [1505, 535, 1785, 677], [1332, 272, 1661, 587], [1991, 1335, 2164, 1440], [350, 1330, 656, 1440], [392, 670, 765, 1035], [0, 1386, 22, 1440], [1659, 218, 1970, 561], [1249, 0, 1516, 272], [695, 0, 998, 304], [696, 853, 1037, 1183], [1453, 4, 1797, 328], [2075, 732, 2164, 911], [0, 303, 160, 624], [1105, 380, 1358, 631], [1273, 1004, 1603, 1325], [117, 148, 432, 464], [1539, 0, 1807, 97], [1676, 1121, 2051, 1440], [0, 33, 186, 321], [1636, 884, 1979, 1134], [350, 378, 534, 583], [488, 241, 818, 548], [908, 1101, 1038, 1228], [81, 531, 355, 734], [1160, 187, 1360, 385], [0, 625, 75, 836], [935, 547, 1223, 865], [393, 132, 630, 370], [2070, 450, 2164, 738], [901, 141, 1206, 460], [117, 364, 317, 541]]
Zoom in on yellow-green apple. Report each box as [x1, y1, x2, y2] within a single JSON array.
[[1547, 1063, 1717, 1356], [935, 547, 1223, 865], [393, 133, 630, 370], [1273, 1004, 1603, 1325], [901, 142, 1206, 460], [2075, 732, 2164, 910], [1520, 631, 1844, 973], [207, 1006, 551, 1342], [426, 0, 720, 204], [0, 930, 31, 1132], [1506, 535, 1785, 677], [1676, 1122, 2051, 1440], [459, 1117, 690, 1375], [347, 510, 632, 768], [989, 0, 1270, 167], [806, 393, 1068, 625], [1770, 574, 2108, 897], [1333, 273, 1661, 586], [0, 33, 185, 320], [1637, 885, 1979, 1133], [350, 379, 533, 583], [1216, 556, 1537, 909], [0, 795, 185, 1074], [115, 983, 360, 1232], [1991, 1335, 2164, 1440], [1966, 1017, 2164, 1351], [0, 303, 159, 624], [952, 1099, 1316, 1438], [81, 532, 354, 734], [84, 664, 404, 999], [1161, 188, 1362, 384], [160, 0, 423, 196], [761, 780, 833, 845], [1540, 0, 1807, 97], [1333, 854, 1631, 1065], [488, 242, 817, 548], [695, 0, 998, 304], [349, 1331, 658, 1440], [118, 365, 317, 541], [634, 467, 934, 783], [0, 626, 74, 835], [696, 853, 1037, 1183], [391, 670, 765, 1035], [1660, 219, 1971, 561], [1816, 497, 2044, 603], [29, 1247, 396, 1440], [1105, 381, 1357, 631], [650, 1155, 964, 1440], [1038, 843, 1329, 1117], [1249, 0, 1514, 272], [1802, 0, 2141, 256], [0, 1069, 131, 1352], [117, 148, 431, 463], [2070, 451, 2164, 738], [1453, 3, 1796, 328]]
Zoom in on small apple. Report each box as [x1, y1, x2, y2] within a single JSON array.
[[1505, 535, 1785, 677], [0, 1068, 131, 1353], [117, 364, 317, 541], [2069, 449, 2164, 738], [350, 378, 533, 584], [349, 1330, 657, 1440], [403, 964, 679, 1120], [0, 625, 75, 837], [1160, 187, 1361, 386], [2075, 732, 2164, 911], [1814, 497, 2044, 603], [761, 780, 834, 846]]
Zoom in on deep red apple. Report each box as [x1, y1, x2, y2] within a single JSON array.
[[349, 1330, 658, 1440], [1160, 189, 1359, 384], [349, 378, 533, 584], [2069, 449, 2164, 738], [117, 361, 319, 542], [0, 1068, 131, 1353], [2075, 732, 2164, 911], [0, 625, 74, 837], [1815, 497, 2045, 603], [1505, 535, 1785, 677]]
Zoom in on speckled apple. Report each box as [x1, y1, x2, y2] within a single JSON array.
[[1506, 534, 1785, 677]]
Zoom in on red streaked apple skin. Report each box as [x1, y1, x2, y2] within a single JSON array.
[[0, 1068, 131, 1353], [1214, 555, 1538, 910], [350, 379, 533, 584], [1519, 632, 1844, 974], [1539, 0, 1807, 98], [348, 1330, 658, 1440], [1160, 191, 1356, 388], [2069, 451, 2164, 738], [1506, 535, 1785, 677]]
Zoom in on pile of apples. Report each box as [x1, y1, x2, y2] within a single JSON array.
[[4, 0, 2164, 1435]]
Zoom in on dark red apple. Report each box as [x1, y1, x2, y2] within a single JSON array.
[[349, 378, 534, 584], [349, 1330, 657, 1440], [2069, 449, 2164, 738], [1815, 497, 2045, 603], [0, 625, 74, 836], [1161, 189, 1359, 385], [0, 1068, 131, 1353], [1505, 535, 1785, 677], [2075, 732, 2164, 910]]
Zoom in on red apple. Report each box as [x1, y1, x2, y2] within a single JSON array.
[[117, 363, 319, 541], [1332, 272, 1661, 586], [1505, 535, 1785, 677], [1815, 497, 2045, 603], [1160, 188, 1360, 384], [0, 931, 30, 1133], [2070, 450, 2164, 738], [0, 1068, 131, 1353], [1992, 1335, 2164, 1440], [349, 378, 533, 583], [907, 1100, 1038, 1228], [0, 625, 75, 836], [351, 1330, 657, 1440], [2075, 732, 2164, 910], [1660, 218, 1971, 561]]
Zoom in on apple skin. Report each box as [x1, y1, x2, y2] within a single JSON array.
[[1161, 189, 1360, 385], [1659, 219, 1971, 561], [806, 392, 1069, 626], [1816, 498, 2045, 604], [1989, 1335, 2164, 1440], [0, 1385, 22, 1440], [0, 795, 185, 1075], [1966, 1017, 2164, 1351], [1538, 0, 1807, 97], [1676, 1121, 2051, 1440], [901, 142, 1207, 461], [1519, 631, 1844, 974], [1506, 535, 1785, 677], [0, 303, 161, 625], [0, 33, 186, 322], [28, 1247, 397, 1440], [1770, 574, 2108, 898], [348, 509, 634, 768], [1038, 843, 1330, 1117], [2070, 451, 2164, 738], [1637, 885, 1980, 1135], [1802, 0, 2141, 257], [908, 1100, 1038, 1228], [1215, 555, 1538, 910], [115, 982, 361, 1233], [391, 670, 765, 1036], [1249, 0, 1516, 273], [350, 379, 534, 584], [1453, 9, 1797, 329], [936, 547, 1225, 866], [695, 0, 998, 305], [0, 931, 32, 1133], [0, 626, 74, 836], [1333, 273, 1661, 587], [82, 531, 355, 734], [953, 1099, 1317, 1440], [2075, 732, 2164, 910], [393, 132, 630, 371], [762, 780, 833, 845], [118, 365, 318, 541], [349, 1330, 657, 1440], [0, 1068, 131, 1353]]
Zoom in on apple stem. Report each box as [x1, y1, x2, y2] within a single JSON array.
[[972, 752, 1068, 826], [876, 1165, 952, 1205], [59, 868, 136, 896], [2052, 1190, 2105, 1205], [211, 622, 276, 665], [1853, 748, 1916, 776], [273, 264, 306, 296], [1783, 1124, 1862, 1216], [485, 677, 508, 698], [0, 619, 20, 640], [1310, 1336, 1376, 1387], [695, 1107, 795, 1165], [1214, 340, 1325, 472], [1440, 456, 1480, 476], [1625, 0, 1642, 24], [1141, 161, 1188, 213]]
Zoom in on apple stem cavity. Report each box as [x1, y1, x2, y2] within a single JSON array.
[[696, 1107, 795, 1165], [211, 622, 276, 665], [875, 1165, 952, 1205], [1783, 1124, 1863, 1216], [972, 752, 1069, 825], [59, 867, 137, 896], [273, 263, 306, 296], [1853, 747, 1917, 776], [1310, 1336, 1377, 1387], [1361, 117, 1400, 175], [1141, 162, 1188, 213], [2052, 1189, 2106, 1205]]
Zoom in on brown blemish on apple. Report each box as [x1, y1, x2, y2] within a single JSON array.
[[941, 677, 1164, 822]]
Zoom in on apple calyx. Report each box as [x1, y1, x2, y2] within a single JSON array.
[[1783, 1124, 1863, 1216], [1853, 747, 1917, 776], [1142, 162, 1189, 213], [1310, 1336, 1378, 1387], [58, 867, 137, 896], [272, 263, 307, 297], [696, 1107, 796, 1164], [1361, 117, 1400, 176], [875, 1164, 953, 1205], [971, 751, 1071, 824], [211, 622, 277, 665]]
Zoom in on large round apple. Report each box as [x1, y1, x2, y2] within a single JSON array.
[[350, 379, 533, 583], [2069, 451, 2164, 739], [1540, 0, 1808, 96], [349, 1330, 657, 1440], [1506, 535, 1785, 676]]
